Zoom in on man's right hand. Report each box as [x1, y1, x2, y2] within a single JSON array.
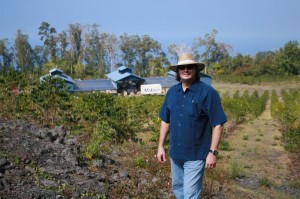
[[157, 147, 166, 163]]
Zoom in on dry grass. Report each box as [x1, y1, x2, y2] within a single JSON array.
[[215, 83, 300, 198]]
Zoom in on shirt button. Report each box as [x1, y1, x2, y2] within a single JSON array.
[[182, 104, 184, 107], [178, 123, 181, 126], [180, 114, 183, 117]]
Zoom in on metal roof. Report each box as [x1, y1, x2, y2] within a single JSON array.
[[144, 76, 178, 88], [49, 68, 63, 74], [118, 66, 130, 72], [42, 67, 213, 92], [73, 79, 116, 92], [106, 67, 145, 82], [40, 73, 75, 84]]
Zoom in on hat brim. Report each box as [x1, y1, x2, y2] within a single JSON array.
[[169, 63, 205, 72]]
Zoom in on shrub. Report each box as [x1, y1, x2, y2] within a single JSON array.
[[132, 156, 147, 168], [242, 135, 249, 140], [271, 89, 300, 157], [259, 177, 272, 188], [230, 161, 242, 179]]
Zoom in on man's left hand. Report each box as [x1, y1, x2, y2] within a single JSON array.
[[205, 153, 217, 169]]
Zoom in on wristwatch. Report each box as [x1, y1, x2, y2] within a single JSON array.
[[209, 149, 218, 156]]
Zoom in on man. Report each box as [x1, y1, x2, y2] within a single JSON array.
[[156, 53, 227, 199]]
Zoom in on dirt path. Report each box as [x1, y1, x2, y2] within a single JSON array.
[[219, 97, 300, 198]]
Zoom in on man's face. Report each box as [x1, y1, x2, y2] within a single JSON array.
[[178, 65, 196, 82]]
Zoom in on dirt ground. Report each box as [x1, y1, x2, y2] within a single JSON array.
[[212, 81, 300, 198]]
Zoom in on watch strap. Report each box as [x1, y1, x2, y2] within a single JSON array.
[[209, 149, 218, 156]]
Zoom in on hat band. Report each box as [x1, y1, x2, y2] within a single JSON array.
[[177, 60, 197, 65]]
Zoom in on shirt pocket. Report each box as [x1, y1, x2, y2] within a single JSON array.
[[189, 100, 207, 120]]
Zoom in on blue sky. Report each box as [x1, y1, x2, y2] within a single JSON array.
[[1, 0, 299, 55]]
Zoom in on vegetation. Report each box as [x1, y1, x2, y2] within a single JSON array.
[[221, 90, 269, 124], [271, 89, 300, 156], [0, 66, 279, 159], [1, 22, 300, 197], [214, 74, 300, 85], [1, 69, 300, 197], [0, 69, 164, 158], [2, 67, 299, 159], [1, 22, 299, 80]]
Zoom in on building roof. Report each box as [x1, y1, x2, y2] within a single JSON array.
[[42, 67, 213, 92], [48, 68, 75, 83], [49, 68, 64, 74], [40, 73, 75, 84], [58, 74, 75, 84], [144, 76, 178, 88], [73, 79, 115, 92], [118, 66, 131, 72], [106, 66, 145, 82]]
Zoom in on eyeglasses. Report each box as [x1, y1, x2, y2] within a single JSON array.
[[178, 65, 195, 70]]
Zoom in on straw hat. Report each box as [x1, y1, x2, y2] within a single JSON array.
[[169, 53, 205, 72]]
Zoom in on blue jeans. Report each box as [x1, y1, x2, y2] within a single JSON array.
[[170, 158, 205, 199]]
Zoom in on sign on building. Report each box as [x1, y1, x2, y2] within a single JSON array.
[[140, 84, 162, 94]]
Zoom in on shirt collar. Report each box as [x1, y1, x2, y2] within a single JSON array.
[[175, 81, 200, 93]]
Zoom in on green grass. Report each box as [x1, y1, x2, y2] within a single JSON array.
[[219, 140, 232, 151], [242, 135, 249, 140], [230, 161, 243, 179], [274, 135, 280, 140], [259, 177, 272, 188]]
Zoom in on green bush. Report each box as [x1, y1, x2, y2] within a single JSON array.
[[222, 90, 268, 123], [271, 89, 300, 157], [132, 156, 147, 168]]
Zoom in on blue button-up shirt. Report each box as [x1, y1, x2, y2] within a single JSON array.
[[159, 81, 227, 160]]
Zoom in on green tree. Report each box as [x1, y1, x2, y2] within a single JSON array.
[[120, 33, 138, 68], [57, 31, 69, 61], [148, 52, 169, 77], [167, 44, 180, 64], [252, 51, 276, 75], [38, 21, 57, 63], [57, 31, 72, 74], [0, 39, 14, 70], [193, 29, 231, 74], [33, 45, 46, 74], [275, 40, 300, 75], [135, 35, 161, 76], [14, 30, 35, 73], [83, 24, 106, 77], [231, 53, 244, 72], [102, 33, 119, 72], [218, 55, 232, 73], [243, 55, 253, 68], [234, 55, 255, 76], [68, 23, 83, 75]]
